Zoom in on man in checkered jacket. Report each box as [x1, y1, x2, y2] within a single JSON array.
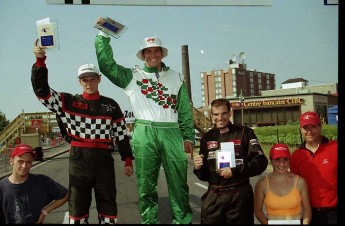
[[94, 18, 195, 224], [31, 39, 134, 224]]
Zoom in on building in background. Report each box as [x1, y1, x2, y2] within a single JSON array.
[[197, 55, 338, 127], [228, 91, 338, 127], [200, 52, 275, 108]]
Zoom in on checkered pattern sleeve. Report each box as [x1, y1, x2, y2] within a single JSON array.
[[39, 89, 63, 115], [113, 117, 133, 160], [31, 62, 64, 115], [112, 118, 127, 141]]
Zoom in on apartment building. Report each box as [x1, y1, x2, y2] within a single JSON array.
[[200, 55, 275, 108]]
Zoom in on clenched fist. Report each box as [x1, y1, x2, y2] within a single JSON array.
[[193, 154, 204, 170], [33, 39, 47, 58]]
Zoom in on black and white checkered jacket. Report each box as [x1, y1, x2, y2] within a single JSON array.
[[31, 57, 133, 160]]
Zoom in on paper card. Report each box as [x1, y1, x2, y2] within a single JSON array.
[[216, 150, 236, 169], [218, 142, 236, 168], [36, 18, 56, 48], [94, 17, 127, 39]]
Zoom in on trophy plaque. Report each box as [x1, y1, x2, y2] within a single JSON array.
[[94, 17, 127, 39]]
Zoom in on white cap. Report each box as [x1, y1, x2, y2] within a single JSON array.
[[136, 37, 168, 61], [77, 63, 100, 78]]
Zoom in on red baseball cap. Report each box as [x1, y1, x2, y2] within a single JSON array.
[[299, 111, 321, 128], [11, 144, 36, 158], [269, 143, 290, 159]]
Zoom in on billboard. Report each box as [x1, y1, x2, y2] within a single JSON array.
[[31, 119, 42, 128], [46, 0, 272, 6]]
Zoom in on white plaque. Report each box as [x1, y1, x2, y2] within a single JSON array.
[[36, 18, 58, 48], [216, 142, 236, 169]]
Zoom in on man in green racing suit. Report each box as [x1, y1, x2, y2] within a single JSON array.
[[95, 17, 195, 224]]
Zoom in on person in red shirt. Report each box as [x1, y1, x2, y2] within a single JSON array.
[[290, 111, 337, 224]]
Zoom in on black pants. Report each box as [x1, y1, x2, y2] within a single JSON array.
[[68, 147, 117, 220], [311, 208, 337, 224], [200, 183, 254, 224]]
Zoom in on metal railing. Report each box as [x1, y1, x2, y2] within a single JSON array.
[[0, 114, 26, 153], [192, 106, 213, 135], [0, 112, 58, 153], [0, 147, 13, 173]]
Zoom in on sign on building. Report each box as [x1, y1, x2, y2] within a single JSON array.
[[31, 119, 42, 128], [52, 126, 61, 133]]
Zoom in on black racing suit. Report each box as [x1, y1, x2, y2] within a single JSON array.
[[31, 56, 134, 224], [193, 122, 268, 224], [57, 114, 72, 143]]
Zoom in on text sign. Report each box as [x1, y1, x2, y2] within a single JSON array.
[[231, 98, 304, 109], [31, 119, 42, 128], [52, 126, 60, 133]]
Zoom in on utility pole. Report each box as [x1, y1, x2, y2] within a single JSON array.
[[239, 89, 245, 125], [181, 45, 192, 102]]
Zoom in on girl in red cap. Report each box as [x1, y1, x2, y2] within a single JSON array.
[[254, 143, 312, 224]]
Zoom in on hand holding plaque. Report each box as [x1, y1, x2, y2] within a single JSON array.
[[36, 18, 58, 48], [94, 17, 127, 39], [33, 39, 46, 58]]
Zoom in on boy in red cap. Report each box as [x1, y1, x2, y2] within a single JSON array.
[[254, 143, 311, 224], [290, 111, 338, 224], [0, 144, 68, 224]]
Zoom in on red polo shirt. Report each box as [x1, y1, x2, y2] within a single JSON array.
[[290, 137, 337, 208]]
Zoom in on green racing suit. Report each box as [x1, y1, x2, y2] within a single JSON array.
[[95, 34, 194, 224]]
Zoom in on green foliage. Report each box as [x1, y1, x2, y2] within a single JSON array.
[[321, 124, 338, 140], [286, 119, 300, 125], [0, 110, 10, 132], [255, 124, 338, 146]]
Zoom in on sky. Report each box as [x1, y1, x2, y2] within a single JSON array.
[[0, 0, 338, 121]]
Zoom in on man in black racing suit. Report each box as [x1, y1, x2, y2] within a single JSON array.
[[31, 39, 134, 224], [193, 98, 268, 224]]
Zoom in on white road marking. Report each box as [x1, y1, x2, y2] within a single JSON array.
[[195, 182, 208, 189], [63, 212, 69, 224]]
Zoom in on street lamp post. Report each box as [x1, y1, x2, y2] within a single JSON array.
[[239, 91, 245, 125]]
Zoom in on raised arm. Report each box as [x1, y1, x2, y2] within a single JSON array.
[[31, 39, 64, 115], [94, 18, 133, 89]]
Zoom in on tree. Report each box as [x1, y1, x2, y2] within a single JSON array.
[[0, 110, 10, 132]]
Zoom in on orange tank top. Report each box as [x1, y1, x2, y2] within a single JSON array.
[[264, 175, 302, 216]]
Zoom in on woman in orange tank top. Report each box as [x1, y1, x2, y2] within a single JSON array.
[[254, 144, 312, 224]]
